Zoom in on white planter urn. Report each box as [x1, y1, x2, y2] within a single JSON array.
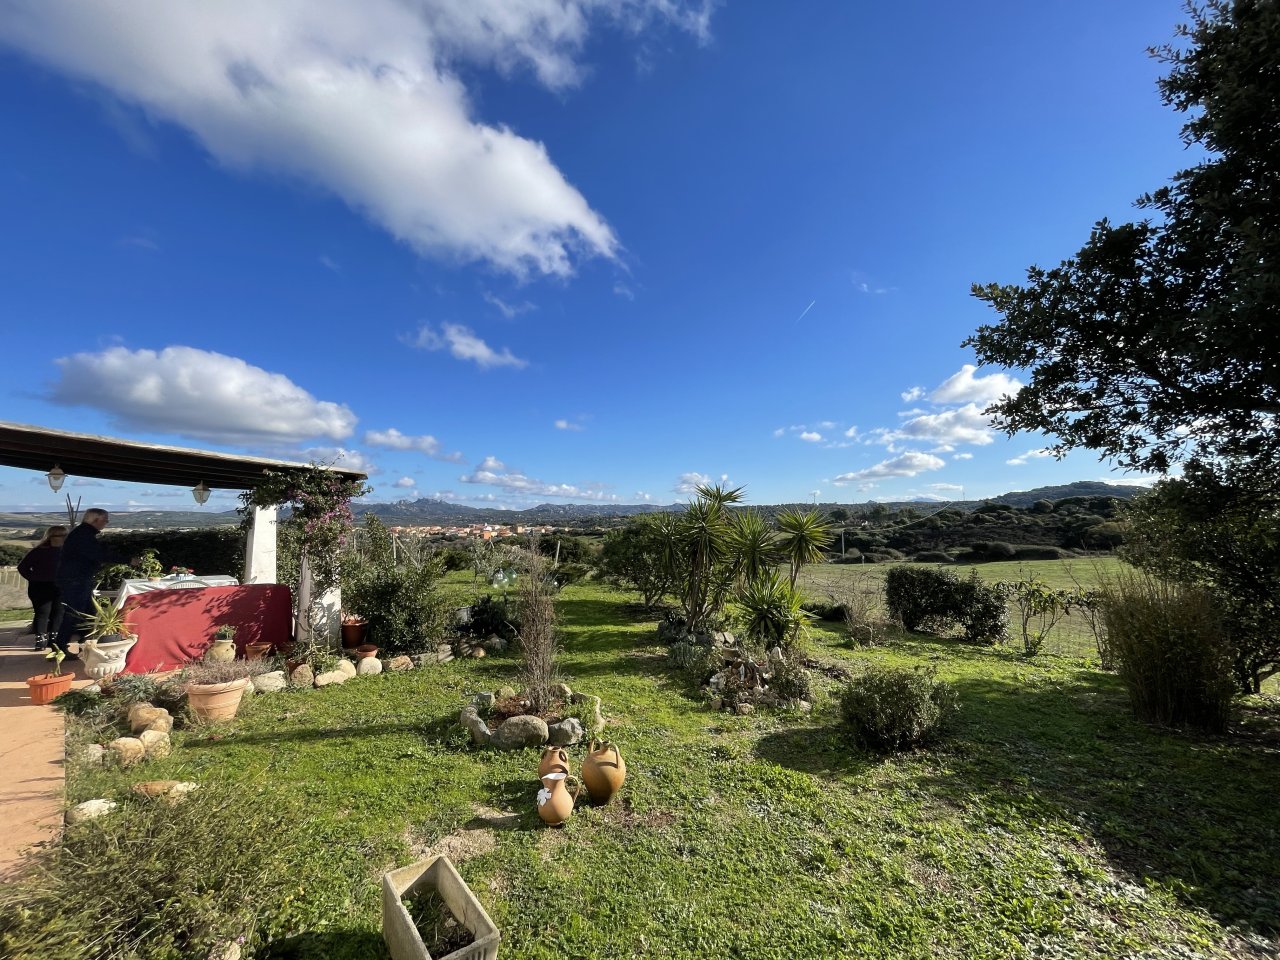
[[82, 636, 138, 680]]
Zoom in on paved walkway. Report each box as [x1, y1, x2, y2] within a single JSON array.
[[0, 622, 89, 880]]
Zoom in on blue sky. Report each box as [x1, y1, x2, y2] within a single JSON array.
[[0, 1, 1189, 512]]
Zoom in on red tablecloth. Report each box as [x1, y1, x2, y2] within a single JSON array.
[[120, 584, 294, 673]]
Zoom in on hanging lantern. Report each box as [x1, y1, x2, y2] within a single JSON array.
[[46, 465, 66, 493], [192, 481, 211, 505]]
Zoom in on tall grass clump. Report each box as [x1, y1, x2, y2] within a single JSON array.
[[517, 545, 560, 712], [1101, 573, 1235, 732]]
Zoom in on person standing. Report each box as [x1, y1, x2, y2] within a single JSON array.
[[17, 525, 67, 650], [52, 508, 110, 661]]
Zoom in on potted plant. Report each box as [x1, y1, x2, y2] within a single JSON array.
[[138, 549, 164, 580], [340, 612, 368, 649], [182, 659, 267, 723], [27, 647, 75, 705], [206, 624, 237, 662], [170, 565, 195, 579], [80, 596, 138, 680], [244, 638, 273, 661]]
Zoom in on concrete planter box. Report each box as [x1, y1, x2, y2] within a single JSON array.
[[382, 855, 500, 960]]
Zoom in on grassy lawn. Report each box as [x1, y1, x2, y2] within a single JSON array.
[[800, 557, 1128, 658], [22, 573, 1280, 959]]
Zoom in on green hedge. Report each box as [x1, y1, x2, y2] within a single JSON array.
[[99, 529, 245, 580]]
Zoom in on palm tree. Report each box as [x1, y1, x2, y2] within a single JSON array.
[[727, 509, 780, 588], [777, 508, 836, 589]]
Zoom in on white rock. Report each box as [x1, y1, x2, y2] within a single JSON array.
[[335, 659, 357, 678], [208, 941, 241, 960], [314, 670, 348, 687], [109, 737, 146, 767], [82, 743, 107, 766], [66, 798, 118, 825], [139, 729, 171, 759], [357, 657, 383, 676], [253, 671, 287, 693]]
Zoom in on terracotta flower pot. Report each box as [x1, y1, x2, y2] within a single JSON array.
[[581, 740, 627, 805], [539, 746, 571, 779], [185, 678, 250, 723], [244, 642, 272, 661], [536, 772, 581, 826], [354, 644, 379, 660], [27, 672, 74, 706], [340, 619, 368, 649]]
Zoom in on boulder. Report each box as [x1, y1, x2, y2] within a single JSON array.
[[239, 678, 256, 698], [767, 646, 785, 664], [66, 798, 117, 825], [208, 942, 241, 960], [491, 715, 549, 750], [549, 682, 573, 701], [128, 704, 168, 734], [131, 779, 198, 800], [146, 712, 174, 733], [496, 685, 517, 701], [335, 659, 357, 678], [289, 664, 314, 688], [389, 655, 414, 672], [314, 669, 348, 688], [108, 737, 146, 767], [467, 646, 487, 659], [547, 717, 585, 746], [481, 636, 508, 655], [81, 743, 106, 766], [736, 703, 755, 716], [357, 657, 383, 676], [474, 692, 496, 711], [459, 707, 492, 746], [253, 671, 287, 693], [714, 631, 736, 646], [139, 729, 171, 759], [435, 644, 455, 664]]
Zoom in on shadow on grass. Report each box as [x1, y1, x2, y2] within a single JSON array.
[[185, 719, 447, 749], [753, 724, 876, 779], [916, 670, 1280, 937], [260, 930, 388, 960]]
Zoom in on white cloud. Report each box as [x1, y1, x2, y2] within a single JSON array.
[[772, 427, 785, 438], [554, 418, 584, 431], [635, 491, 653, 502], [834, 452, 945, 483], [405, 322, 527, 369], [51, 345, 356, 444], [0, 2, 720, 277], [673, 471, 711, 494], [928, 483, 965, 493], [318, 255, 341, 274], [799, 431, 823, 443], [612, 281, 635, 300], [843, 426, 859, 439], [393, 476, 415, 488], [900, 386, 924, 403], [896, 403, 997, 447], [483, 292, 536, 318], [479, 456, 505, 471], [364, 427, 464, 462], [1006, 449, 1055, 466], [460, 462, 620, 501], [302, 446, 378, 474], [953, 453, 973, 461], [931, 364, 1022, 406]]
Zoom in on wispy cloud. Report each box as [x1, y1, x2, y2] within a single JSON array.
[[319, 255, 341, 274], [483, 291, 536, 319], [460, 459, 620, 501], [795, 299, 815, 323], [554, 418, 585, 432], [834, 452, 945, 483], [364, 427, 464, 462], [931, 364, 1022, 406], [1006, 448, 1055, 466], [404, 322, 527, 370]]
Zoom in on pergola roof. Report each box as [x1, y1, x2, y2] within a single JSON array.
[[0, 421, 367, 491]]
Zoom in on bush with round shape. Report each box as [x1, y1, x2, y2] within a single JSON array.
[[839, 666, 959, 752]]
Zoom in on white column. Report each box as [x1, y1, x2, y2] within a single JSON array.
[[243, 505, 278, 584]]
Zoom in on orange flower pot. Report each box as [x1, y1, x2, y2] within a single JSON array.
[[185, 678, 250, 723], [26, 673, 74, 706]]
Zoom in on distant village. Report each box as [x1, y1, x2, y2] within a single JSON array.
[[386, 523, 560, 541]]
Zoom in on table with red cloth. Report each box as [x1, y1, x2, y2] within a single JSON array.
[[119, 583, 294, 674]]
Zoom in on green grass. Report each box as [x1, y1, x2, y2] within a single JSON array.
[[800, 557, 1127, 657], [0, 606, 30, 623], [22, 576, 1280, 959]]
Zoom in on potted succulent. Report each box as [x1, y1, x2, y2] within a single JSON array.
[[340, 612, 368, 649], [27, 647, 75, 705], [182, 659, 267, 723], [80, 596, 138, 680]]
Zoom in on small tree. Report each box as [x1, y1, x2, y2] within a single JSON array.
[[776, 508, 835, 588], [516, 546, 559, 713], [600, 517, 677, 610], [1003, 577, 1072, 657]]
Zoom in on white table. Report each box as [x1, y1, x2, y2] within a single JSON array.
[[114, 575, 240, 609]]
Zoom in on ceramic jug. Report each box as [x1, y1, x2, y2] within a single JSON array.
[[581, 740, 626, 805], [539, 746, 571, 779], [205, 638, 236, 663], [536, 772, 581, 826]]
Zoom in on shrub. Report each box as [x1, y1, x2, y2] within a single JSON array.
[[912, 550, 953, 563], [555, 561, 591, 585], [736, 573, 812, 653], [839, 666, 959, 752], [884, 566, 955, 632], [466, 594, 520, 641], [99, 528, 245, 581], [343, 516, 450, 654], [1012, 545, 1071, 561], [668, 639, 713, 677], [1101, 573, 1234, 732], [769, 659, 813, 703], [800, 599, 849, 622], [951, 574, 1009, 645]]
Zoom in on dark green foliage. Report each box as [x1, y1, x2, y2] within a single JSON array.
[[599, 517, 677, 610], [466, 593, 519, 641], [912, 550, 953, 564], [342, 516, 449, 654], [1011, 545, 1072, 561], [536, 535, 600, 565], [0, 543, 26, 565], [800, 600, 850, 622], [555, 561, 591, 585], [768, 658, 812, 703], [839, 665, 959, 752], [884, 566, 1007, 644], [668, 639, 711, 675], [1101, 573, 1235, 733], [50, 688, 103, 716], [98, 528, 245, 581]]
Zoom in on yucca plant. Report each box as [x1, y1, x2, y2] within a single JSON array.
[[777, 508, 836, 588], [737, 572, 813, 652]]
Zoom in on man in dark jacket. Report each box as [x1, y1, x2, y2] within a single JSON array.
[[52, 508, 110, 660]]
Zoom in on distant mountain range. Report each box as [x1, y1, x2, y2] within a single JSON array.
[[0, 481, 1150, 532]]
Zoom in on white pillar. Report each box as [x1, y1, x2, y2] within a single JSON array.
[[243, 505, 278, 584]]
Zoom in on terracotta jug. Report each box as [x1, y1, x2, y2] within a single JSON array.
[[536, 772, 580, 826], [539, 746, 571, 779], [581, 740, 626, 805]]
